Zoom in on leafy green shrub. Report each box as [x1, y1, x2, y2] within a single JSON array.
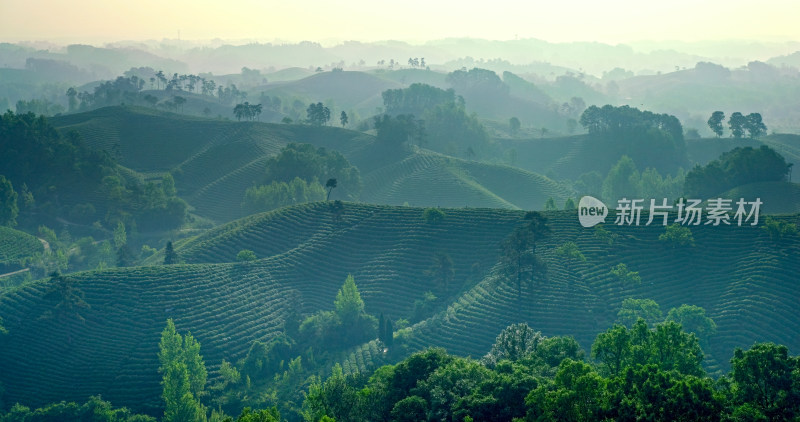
[[423, 208, 446, 224]]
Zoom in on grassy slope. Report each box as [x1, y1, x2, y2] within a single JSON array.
[[51, 107, 568, 222], [0, 226, 43, 269], [2, 203, 798, 412]]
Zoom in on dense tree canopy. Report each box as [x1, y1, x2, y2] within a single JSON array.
[[684, 145, 789, 197]]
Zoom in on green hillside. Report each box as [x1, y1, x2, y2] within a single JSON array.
[[0, 226, 43, 270], [258, 71, 402, 116], [720, 181, 800, 214], [50, 107, 568, 222], [2, 203, 797, 413]]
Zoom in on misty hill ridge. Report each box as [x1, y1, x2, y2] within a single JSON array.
[[51, 106, 571, 221]]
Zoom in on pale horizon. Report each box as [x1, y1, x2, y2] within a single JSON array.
[[2, 0, 799, 47]]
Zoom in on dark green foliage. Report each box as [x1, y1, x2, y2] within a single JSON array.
[[163, 241, 178, 265], [422, 102, 490, 156], [761, 216, 798, 241], [616, 298, 662, 328], [426, 251, 454, 293], [390, 396, 427, 422], [609, 263, 641, 289], [325, 178, 336, 201], [260, 143, 361, 201], [232, 407, 280, 422], [236, 249, 257, 262], [382, 83, 456, 116], [0, 395, 156, 421], [730, 343, 800, 419], [306, 102, 330, 126], [41, 271, 90, 325], [0, 176, 17, 227], [591, 319, 704, 377], [579, 104, 686, 172], [729, 112, 746, 138], [299, 275, 377, 350], [422, 207, 445, 224], [665, 304, 717, 345], [481, 323, 544, 368], [744, 112, 768, 139], [501, 212, 550, 296], [0, 111, 187, 230], [242, 177, 325, 214], [374, 114, 425, 148], [233, 103, 262, 121], [685, 145, 789, 197], [659, 224, 695, 248], [158, 319, 207, 422], [708, 111, 725, 137], [241, 335, 294, 381]]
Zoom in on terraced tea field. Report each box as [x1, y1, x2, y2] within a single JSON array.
[[1, 202, 797, 413]]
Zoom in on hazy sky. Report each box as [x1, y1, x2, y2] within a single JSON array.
[[2, 0, 799, 45]]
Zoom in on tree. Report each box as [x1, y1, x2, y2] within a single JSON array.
[[761, 216, 798, 241], [659, 224, 695, 248], [164, 241, 178, 265], [144, 94, 158, 108], [66, 87, 78, 112], [334, 274, 364, 322], [544, 197, 557, 211], [707, 111, 725, 137], [422, 207, 445, 224], [426, 251, 454, 293], [616, 298, 662, 328], [325, 178, 337, 201], [340, 111, 348, 127], [236, 249, 257, 262], [501, 212, 549, 296], [665, 304, 716, 344], [509, 116, 520, 136], [609, 263, 641, 290], [481, 323, 544, 368], [0, 175, 18, 227], [602, 155, 640, 201], [554, 241, 586, 283], [730, 343, 799, 419], [158, 319, 207, 422], [744, 112, 767, 139], [307, 102, 331, 126], [728, 112, 746, 138], [41, 271, 90, 344], [173, 96, 186, 113]]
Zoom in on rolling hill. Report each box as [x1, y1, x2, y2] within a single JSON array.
[[50, 107, 571, 223], [1, 202, 798, 413]]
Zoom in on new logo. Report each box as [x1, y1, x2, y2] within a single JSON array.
[[578, 196, 608, 227]]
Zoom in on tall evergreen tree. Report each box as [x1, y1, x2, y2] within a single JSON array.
[[164, 241, 178, 265]]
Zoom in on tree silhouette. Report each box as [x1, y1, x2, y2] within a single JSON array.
[[728, 112, 746, 138], [42, 271, 90, 344], [707, 111, 725, 137], [325, 178, 337, 200], [502, 212, 550, 297], [426, 251, 455, 294], [164, 241, 178, 265], [340, 111, 348, 127]]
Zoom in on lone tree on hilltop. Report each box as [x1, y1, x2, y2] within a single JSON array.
[[325, 178, 337, 200]]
